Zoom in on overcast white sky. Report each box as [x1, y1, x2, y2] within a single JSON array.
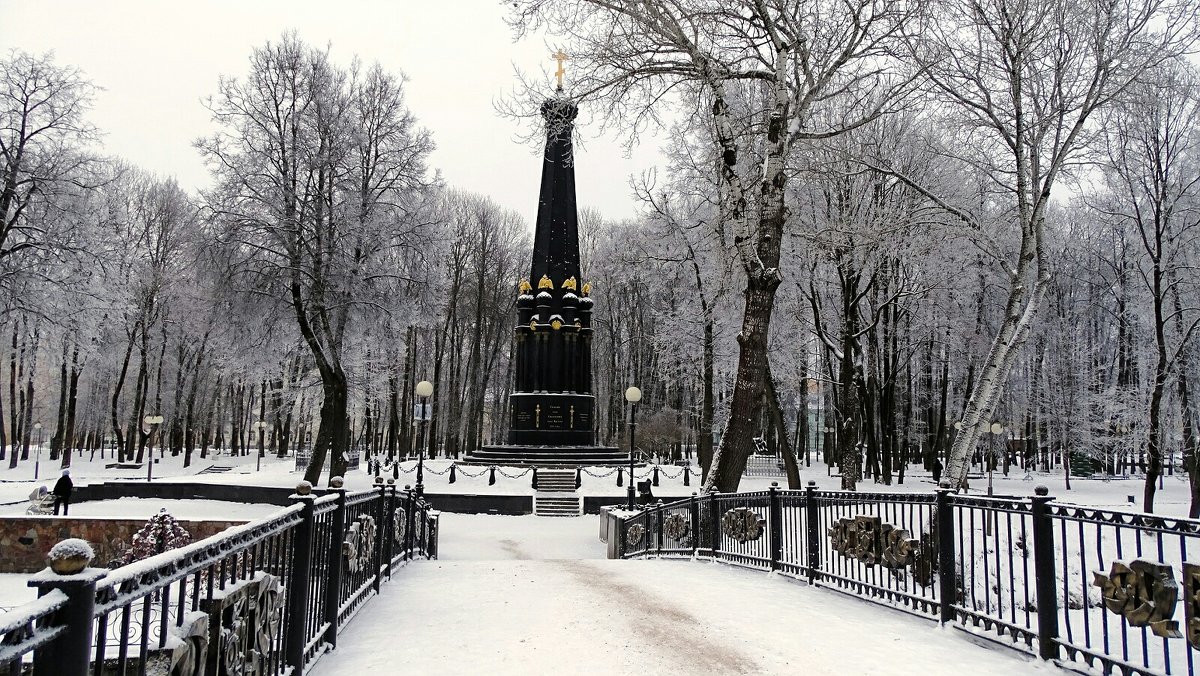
[[0, 0, 663, 228]]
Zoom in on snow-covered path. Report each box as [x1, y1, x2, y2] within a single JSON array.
[[310, 514, 1041, 675]]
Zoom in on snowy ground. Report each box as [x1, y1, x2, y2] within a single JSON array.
[[0, 574, 33, 610], [311, 514, 1041, 676]]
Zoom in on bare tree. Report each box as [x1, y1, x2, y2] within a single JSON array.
[[510, 0, 917, 492], [0, 50, 98, 297], [878, 0, 1200, 492], [1096, 61, 1200, 511], [197, 35, 434, 485]]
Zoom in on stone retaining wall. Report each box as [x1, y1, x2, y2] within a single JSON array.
[[0, 517, 246, 573]]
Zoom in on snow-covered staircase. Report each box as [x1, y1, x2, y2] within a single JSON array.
[[534, 494, 582, 516], [198, 465, 234, 475], [533, 469, 581, 516]]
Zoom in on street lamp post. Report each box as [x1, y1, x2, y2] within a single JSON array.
[[144, 415, 164, 482], [253, 421, 269, 471], [33, 422, 43, 481], [625, 386, 642, 510], [415, 380, 433, 497], [988, 422, 1003, 497]]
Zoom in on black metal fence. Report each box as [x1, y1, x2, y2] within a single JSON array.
[[1, 479, 438, 676], [609, 482, 1200, 676]]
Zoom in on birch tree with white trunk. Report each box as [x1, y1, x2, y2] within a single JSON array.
[[882, 0, 1199, 492]]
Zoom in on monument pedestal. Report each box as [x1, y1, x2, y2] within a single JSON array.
[[507, 393, 594, 445]]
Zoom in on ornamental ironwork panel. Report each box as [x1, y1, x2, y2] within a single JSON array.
[[343, 515, 378, 573], [200, 572, 284, 676], [1092, 560, 1182, 638], [664, 513, 691, 542], [828, 516, 918, 569], [721, 507, 764, 543], [145, 611, 208, 676], [1185, 563, 1200, 648], [627, 524, 645, 546], [394, 507, 407, 545]]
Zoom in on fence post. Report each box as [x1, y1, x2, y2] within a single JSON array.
[[324, 478, 347, 649], [428, 511, 439, 560], [709, 492, 722, 559], [936, 487, 957, 625], [769, 483, 782, 571], [29, 543, 103, 676], [1030, 485, 1060, 661], [655, 500, 665, 556], [404, 486, 416, 561], [385, 479, 397, 578], [617, 514, 627, 558], [805, 481, 820, 583], [372, 479, 386, 594], [285, 483, 315, 673], [689, 492, 700, 557]]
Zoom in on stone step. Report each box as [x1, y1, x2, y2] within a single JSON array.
[[198, 465, 233, 474], [534, 475, 577, 491], [533, 494, 581, 517]]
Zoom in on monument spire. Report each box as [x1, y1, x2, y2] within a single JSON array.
[[529, 91, 581, 288], [464, 81, 624, 467]]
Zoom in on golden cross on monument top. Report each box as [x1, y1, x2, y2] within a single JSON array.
[[552, 49, 569, 89]]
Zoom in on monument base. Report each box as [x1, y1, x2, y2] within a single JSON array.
[[507, 393, 596, 446], [461, 444, 627, 467]]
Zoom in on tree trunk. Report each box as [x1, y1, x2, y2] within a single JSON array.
[[303, 368, 349, 485], [703, 272, 781, 492], [61, 340, 81, 469]]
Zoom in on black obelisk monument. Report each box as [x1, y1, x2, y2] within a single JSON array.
[[465, 88, 624, 466]]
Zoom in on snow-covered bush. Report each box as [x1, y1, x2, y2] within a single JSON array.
[[120, 509, 193, 566]]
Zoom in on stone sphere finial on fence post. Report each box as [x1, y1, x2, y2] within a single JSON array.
[[47, 538, 94, 576], [296, 481, 313, 496], [330, 476, 345, 489], [1034, 485, 1049, 497]]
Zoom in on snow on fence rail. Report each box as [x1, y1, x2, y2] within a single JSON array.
[[608, 483, 1200, 676], [0, 478, 438, 676]]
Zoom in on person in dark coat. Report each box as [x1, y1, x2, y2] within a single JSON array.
[[52, 469, 73, 515], [932, 458, 944, 485]]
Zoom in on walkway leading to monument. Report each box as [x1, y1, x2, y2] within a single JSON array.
[[310, 514, 1039, 675]]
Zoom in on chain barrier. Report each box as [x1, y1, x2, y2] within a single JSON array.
[[453, 466, 492, 478], [494, 466, 533, 479], [367, 460, 700, 487]]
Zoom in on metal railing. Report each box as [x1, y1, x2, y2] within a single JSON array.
[[4, 479, 438, 675], [610, 482, 1200, 676]]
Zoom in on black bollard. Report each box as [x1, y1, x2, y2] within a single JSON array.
[[449, 464, 456, 484], [617, 467, 624, 487], [532, 467, 538, 489], [652, 465, 660, 486], [575, 467, 582, 489], [489, 466, 496, 486], [683, 467, 690, 487]]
